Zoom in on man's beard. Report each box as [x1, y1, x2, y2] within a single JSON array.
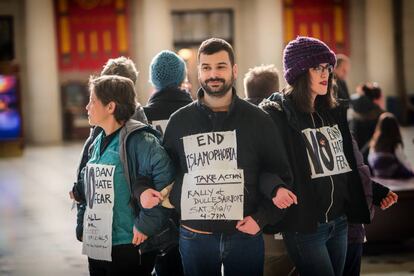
[[200, 75, 234, 98]]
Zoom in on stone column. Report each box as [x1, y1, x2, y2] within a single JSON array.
[[255, 0, 284, 85], [365, 0, 396, 97], [132, 0, 173, 105], [25, 0, 62, 143]]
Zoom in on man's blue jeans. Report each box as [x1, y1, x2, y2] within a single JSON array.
[[179, 226, 264, 276], [282, 215, 348, 276]]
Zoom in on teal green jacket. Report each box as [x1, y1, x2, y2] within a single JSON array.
[[76, 119, 174, 240]]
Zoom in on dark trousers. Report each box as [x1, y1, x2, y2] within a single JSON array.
[[283, 216, 348, 276], [154, 245, 184, 276], [88, 244, 156, 276], [343, 243, 363, 276], [179, 226, 264, 276]]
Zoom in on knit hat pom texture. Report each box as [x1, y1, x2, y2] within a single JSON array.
[[283, 36, 336, 85], [150, 50, 186, 90]]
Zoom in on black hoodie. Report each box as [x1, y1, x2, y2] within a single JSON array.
[[261, 92, 370, 234], [144, 86, 193, 123]]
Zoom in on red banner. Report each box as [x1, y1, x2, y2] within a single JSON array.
[[283, 0, 349, 55], [55, 0, 130, 71]]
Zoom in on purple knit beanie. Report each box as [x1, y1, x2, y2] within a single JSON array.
[[283, 36, 336, 85]]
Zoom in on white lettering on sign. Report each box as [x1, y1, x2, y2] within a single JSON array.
[[181, 169, 244, 220], [302, 125, 352, 179], [82, 163, 115, 261], [183, 131, 237, 172]]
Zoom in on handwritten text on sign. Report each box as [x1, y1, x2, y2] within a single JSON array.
[[82, 164, 115, 261], [181, 169, 244, 220], [302, 124, 351, 179], [183, 131, 237, 172]]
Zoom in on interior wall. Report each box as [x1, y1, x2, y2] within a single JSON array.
[[133, 0, 173, 105], [348, 0, 367, 95], [25, 0, 62, 143], [365, 0, 396, 97], [240, 0, 285, 92], [170, 0, 285, 98], [403, 0, 414, 95], [170, 0, 244, 97]]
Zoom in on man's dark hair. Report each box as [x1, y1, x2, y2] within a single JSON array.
[[89, 75, 136, 123], [244, 64, 279, 99], [197, 38, 235, 66], [101, 56, 138, 85]]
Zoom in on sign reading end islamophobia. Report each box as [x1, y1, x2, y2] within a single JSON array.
[[183, 131, 238, 172], [181, 169, 244, 220]]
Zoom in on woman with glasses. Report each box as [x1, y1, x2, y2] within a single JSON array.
[[260, 36, 374, 276]]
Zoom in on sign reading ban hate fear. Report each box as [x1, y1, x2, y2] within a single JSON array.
[[82, 163, 115, 261]]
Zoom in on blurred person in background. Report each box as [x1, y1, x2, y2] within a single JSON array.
[[349, 82, 385, 163], [144, 50, 193, 137], [368, 112, 414, 179], [333, 54, 351, 100], [244, 64, 279, 106], [100, 56, 148, 124]]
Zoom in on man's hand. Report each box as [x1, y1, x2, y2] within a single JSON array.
[[140, 188, 163, 209], [132, 226, 148, 245], [236, 216, 260, 235], [380, 191, 398, 210], [272, 187, 298, 209]]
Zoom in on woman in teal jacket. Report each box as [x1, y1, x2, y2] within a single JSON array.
[[76, 75, 174, 275]]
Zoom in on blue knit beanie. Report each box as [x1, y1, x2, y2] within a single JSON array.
[[283, 36, 336, 85], [150, 50, 186, 90]]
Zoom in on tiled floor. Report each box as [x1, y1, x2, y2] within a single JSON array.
[[362, 249, 414, 276], [0, 128, 413, 276], [0, 143, 88, 276]]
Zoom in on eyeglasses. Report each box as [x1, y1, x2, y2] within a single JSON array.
[[311, 64, 333, 74]]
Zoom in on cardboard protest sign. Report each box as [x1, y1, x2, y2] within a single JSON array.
[[151, 119, 168, 136], [183, 131, 237, 172], [82, 164, 115, 261], [181, 169, 244, 220], [302, 124, 351, 179]]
